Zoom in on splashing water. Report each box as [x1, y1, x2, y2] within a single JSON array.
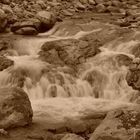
[[0, 22, 139, 105]]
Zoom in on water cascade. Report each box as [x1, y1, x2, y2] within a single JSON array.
[[0, 21, 139, 104]]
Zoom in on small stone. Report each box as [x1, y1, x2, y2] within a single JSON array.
[[76, 2, 86, 10], [62, 10, 73, 16], [14, 27, 38, 35], [96, 4, 106, 13], [88, 0, 96, 5]]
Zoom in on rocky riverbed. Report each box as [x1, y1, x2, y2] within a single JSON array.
[[1, 0, 140, 140]]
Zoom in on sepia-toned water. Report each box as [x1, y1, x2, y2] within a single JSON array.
[[0, 21, 139, 116]]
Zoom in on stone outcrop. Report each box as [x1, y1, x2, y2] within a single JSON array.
[[90, 106, 140, 140], [0, 87, 33, 129]]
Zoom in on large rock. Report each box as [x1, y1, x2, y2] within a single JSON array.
[[39, 39, 100, 67], [0, 56, 14, 71], [90, 106, 140, 140], [11, 19, 41, 33], [0, 9, 7, 32], [36, 11, 56, 32], [0, 87, 33, 129]]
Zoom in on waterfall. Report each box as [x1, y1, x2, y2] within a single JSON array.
[[0, 21, 139, 103]]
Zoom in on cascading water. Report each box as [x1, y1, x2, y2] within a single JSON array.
[[0, 21, 139, 105]]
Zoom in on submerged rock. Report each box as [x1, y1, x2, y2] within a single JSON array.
[[0, 87, 33, 129]]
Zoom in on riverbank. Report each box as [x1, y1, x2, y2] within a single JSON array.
[[1, 0, 140, 34]]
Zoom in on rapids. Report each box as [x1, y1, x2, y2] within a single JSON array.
[[0, 20, 139, 107]]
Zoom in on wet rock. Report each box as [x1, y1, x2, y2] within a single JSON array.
[[0, 9, 7, 32], [39, 39, 100, 67], [61, 133, 85, 140], [115, 54, 133, 67], [0, 39, 12, 51], [126, 69, 140, 90], [14, 27, 38, 35], [0, 56, 14, 71], [11, 19, 41, 33], [131, 43, 140, 58], [36, 11, 56, 32], [0, 87, 33, 129], [90, 106, 140, 140]]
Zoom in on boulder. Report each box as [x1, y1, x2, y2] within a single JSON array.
[[0, 56, 14, 71], [0, 9, 7, 32], [90, 106, 140, 140], [11, 19, 41, 33], [0, 87, 33, 129], [39, 39, 100, 66], [14, 27, 38, 35], [115, 54, 133, 67], [36, 11, 56, 32]]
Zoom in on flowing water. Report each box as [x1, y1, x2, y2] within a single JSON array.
[[0, 21, 139, 117]]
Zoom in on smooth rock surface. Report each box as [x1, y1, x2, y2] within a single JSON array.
[[36, 11, 56, 32]]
